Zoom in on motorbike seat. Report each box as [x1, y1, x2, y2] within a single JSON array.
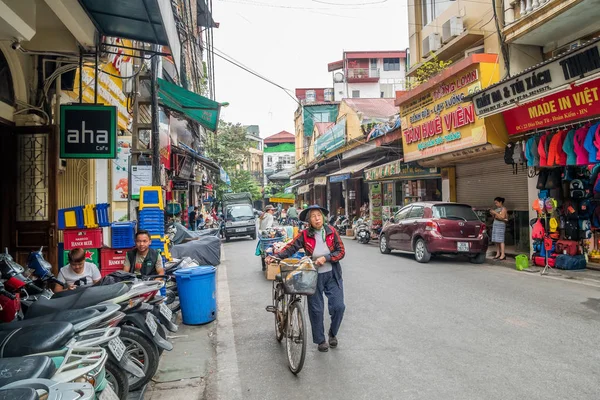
[[25, 283, 129, 318], [0, 388, 39, 400], [0, 309, 99, 330], [0, 322, 74, 357], [0, 355, 55, 388]]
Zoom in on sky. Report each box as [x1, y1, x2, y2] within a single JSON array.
[[211, 0, 409, 138]]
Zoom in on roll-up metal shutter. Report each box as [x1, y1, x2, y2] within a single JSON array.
[[456, 156, 529, 211]]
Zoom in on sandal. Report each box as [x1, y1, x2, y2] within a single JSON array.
[[499, 256, 506, 261], [493, 254, 500, 259]]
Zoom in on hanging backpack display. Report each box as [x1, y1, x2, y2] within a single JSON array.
[[570, 179, 586, 198], [504, 144, 515, 165], [564, 220, 579, 240], [537, 169, 549, 190], [545, 168, 562, 189], [531, 219, 545, 239]]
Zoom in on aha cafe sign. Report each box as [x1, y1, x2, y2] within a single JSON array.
[[60, 104, 117, 159]]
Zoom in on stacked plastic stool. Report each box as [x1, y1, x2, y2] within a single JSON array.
[[138, 186, 170, 261]]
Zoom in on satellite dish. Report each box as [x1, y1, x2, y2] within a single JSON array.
[[333, 72, 344, 83]]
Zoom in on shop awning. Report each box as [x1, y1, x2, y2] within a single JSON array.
[[327, 158, 384, 178], [290, 168, 308, 180], [172, 143, 220, 172], [157, 78, 221, 132], [79, 0, 181, 71]]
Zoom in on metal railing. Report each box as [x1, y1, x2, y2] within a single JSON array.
[[347, 68, 380, 79], [515, 0, 553, 19]]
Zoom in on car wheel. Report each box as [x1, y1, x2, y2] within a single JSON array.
[[470, 252, 486, 264], [251, 233, 257, 240], [379, 235, 391, 254], [414, 238, 431, 263]]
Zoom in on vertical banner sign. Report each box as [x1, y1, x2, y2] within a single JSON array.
[[60, 104, 117, 159], [112, 136, 131, 201], [159, 107, 171, 169], [370, 183, 382, 226]]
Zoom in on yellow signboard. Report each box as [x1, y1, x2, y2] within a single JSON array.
[[270, 197, 295, 204], [400, 62, 502, 162], [67, 39, 133, 131]]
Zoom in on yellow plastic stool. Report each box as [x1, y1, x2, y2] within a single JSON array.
[[139, 186, 164, 210], [83, 204, 98, 228]]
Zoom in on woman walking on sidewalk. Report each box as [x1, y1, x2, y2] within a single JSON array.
[[267, 205, 346, 353]]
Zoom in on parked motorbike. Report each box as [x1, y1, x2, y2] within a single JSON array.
[[1, 252, 172, 392], [355, 218, 371, 244], [333, 215, 349, 235]]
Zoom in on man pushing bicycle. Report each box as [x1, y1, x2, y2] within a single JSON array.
[[267, 204, 346, 352]]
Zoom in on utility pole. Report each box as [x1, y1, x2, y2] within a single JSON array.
[[151, 45, 161, 186]]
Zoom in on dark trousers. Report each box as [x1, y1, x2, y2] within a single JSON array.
[[307, 270, 345, 344]]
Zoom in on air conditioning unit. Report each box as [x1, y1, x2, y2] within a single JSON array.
[[422, 33, 441, 58], [464, 45, 485, 58], [552, 40, 582, 58], [442, 16, 464, 44]]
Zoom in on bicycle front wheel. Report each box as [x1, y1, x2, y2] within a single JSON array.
[[285, 300, 307, 374]]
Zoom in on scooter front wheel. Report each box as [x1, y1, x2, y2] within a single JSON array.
[[119, 326, 160, 391]]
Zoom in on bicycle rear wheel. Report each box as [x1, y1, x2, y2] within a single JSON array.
[[285, 300, 307, 374], [273, 284, 285, 342]]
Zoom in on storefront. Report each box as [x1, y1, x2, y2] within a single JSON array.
[[471, 38, 600, 261], [313, 176, 327, 206], [398, 53, 530, 251], [364, 159, 442, 221]]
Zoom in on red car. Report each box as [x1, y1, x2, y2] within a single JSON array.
[[379, 202, 489, 264]]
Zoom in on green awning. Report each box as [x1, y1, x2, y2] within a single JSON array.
[[157, 78, 221, 132]]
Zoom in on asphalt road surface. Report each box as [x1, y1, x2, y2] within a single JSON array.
[[208, 236, 600, 400]]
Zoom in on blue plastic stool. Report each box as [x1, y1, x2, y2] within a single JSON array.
[[174, 266, 217, 325]]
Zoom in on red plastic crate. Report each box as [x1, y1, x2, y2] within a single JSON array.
[[100, 247, 132, 277], [63, 228, 103, 250]]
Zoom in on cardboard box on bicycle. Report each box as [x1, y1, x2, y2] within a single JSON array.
[[265, 262, 280, 280]]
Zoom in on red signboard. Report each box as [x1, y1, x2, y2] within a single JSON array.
[[502, 78, 600, 135]]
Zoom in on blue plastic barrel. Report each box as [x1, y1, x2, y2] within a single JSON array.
[[174, 266, 217, 325]]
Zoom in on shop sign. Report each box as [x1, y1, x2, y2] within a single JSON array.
[[112, 136, 131, 201], [364, 159, 440, 181], [175, 154, 194, 179], [315, 117, 346, 156], [60, 104, 117, 159], [298, 184, 311, 194], [270, 197, 295, 204], [401, 66, 487, 162], [502, 78, 600, 134], [172, 180, 189, 191], [329, 173, 350, 183], [473, 41, 600, 117], [314, 176, 327, 186], [370, 183, 382, 226], [131, 165, 152, 197]]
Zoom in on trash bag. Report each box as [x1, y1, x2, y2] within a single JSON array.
[[515, 254, 529, 271]]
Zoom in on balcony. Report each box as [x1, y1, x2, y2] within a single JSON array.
[[504, 0, 600, 46], [347, 68, 380, 83]]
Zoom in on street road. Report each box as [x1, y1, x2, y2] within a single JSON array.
[[208, 237, 600, 400]]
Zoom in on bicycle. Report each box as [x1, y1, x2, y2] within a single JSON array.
[[265, 257, 318, 374]]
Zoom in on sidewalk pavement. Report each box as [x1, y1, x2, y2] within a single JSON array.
[[144, 314, 216, 400], [355, 236, 600, 288]]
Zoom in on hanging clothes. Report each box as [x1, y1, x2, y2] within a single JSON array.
[[538, 132, 549, 167], [584, 122, 600, 163], [531, 135, 540, 167], [547, 130, 567, 166], [563, 128, 577, 166], [525, 137, 535, 167], [574, 126, 590, 165]]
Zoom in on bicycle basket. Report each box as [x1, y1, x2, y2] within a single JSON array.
[[280, 258, 318, 296]]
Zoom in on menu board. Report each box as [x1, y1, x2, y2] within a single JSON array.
[[370, 183, 382, 226]]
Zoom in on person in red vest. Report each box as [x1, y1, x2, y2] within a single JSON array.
[[267, 205, 346, 353]]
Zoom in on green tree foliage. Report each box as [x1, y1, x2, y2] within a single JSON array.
[[229, 170, 262, 201], [208, 120, 264, 200], [408, 55, 452, 89], [208, 121, 251, 172]]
